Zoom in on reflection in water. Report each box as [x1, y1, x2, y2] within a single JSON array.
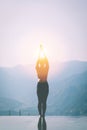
[[38, 117, 47, 130]]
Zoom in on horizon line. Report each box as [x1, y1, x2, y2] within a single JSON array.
[[0, 60, 87, 68]]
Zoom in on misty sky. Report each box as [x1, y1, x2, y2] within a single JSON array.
[[0, 0, 87, 67]]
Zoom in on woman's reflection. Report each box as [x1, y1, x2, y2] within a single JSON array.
[[38, 116, 47, 130]]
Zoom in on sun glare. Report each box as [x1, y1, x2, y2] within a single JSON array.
[[39, 44, 46, 59], [19, 34, 67, 78]]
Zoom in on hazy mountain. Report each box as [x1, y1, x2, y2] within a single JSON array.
[[51, 60, 87, 80], [0, 65, 37, 106], [0, 97, 25, 115], [0, 60, 87, 115], [0, 97, 23, 110], [47, 71, 87, 115]]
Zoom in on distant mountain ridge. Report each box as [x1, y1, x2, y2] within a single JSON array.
[[0, 60, 87, 115]]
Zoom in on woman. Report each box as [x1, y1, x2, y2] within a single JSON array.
[[36, 45, 49, 117]]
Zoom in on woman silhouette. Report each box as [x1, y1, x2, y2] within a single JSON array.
[[36, 45, 49, 117]]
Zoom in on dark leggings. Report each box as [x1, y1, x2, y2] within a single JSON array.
[[37, 81, 49, 116]]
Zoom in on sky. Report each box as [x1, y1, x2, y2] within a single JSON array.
[[0, 0, 87, 67]]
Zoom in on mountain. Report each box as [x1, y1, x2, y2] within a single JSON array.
[[0, 97, 23, 110], [0, 64, 37, 106], [47, 71, 87, 115], [0, 61, 87, 115], [0, 97, 24, 115], [50, 60, 87, 80]]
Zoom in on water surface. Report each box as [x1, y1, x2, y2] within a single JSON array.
[[0, 116, 87, 130]]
